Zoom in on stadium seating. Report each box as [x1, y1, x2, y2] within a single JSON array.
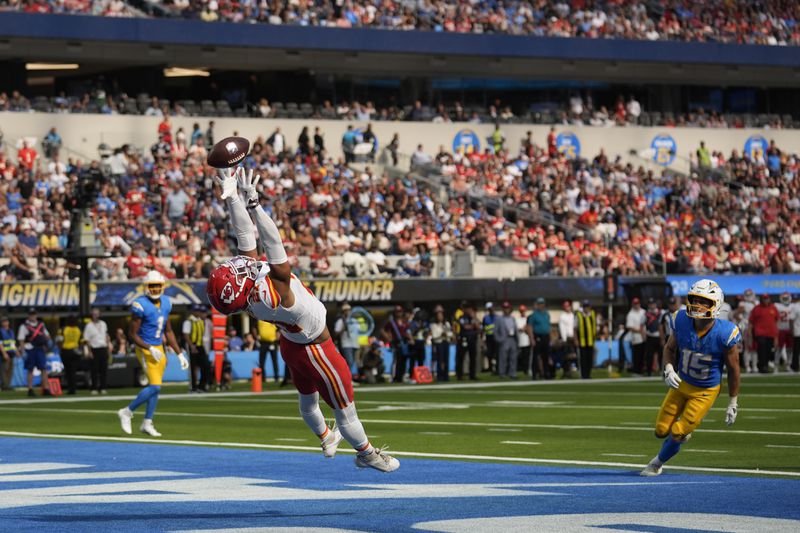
[[7, 1, 799, 45], [0, 90, 796, 129]]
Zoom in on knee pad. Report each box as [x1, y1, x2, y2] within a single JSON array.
[[298, 392, 320, 415], [334, 403, 358, 426], [670, 426, 692, 442]]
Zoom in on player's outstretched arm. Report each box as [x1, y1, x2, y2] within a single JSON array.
[[725, 344, 741, 425], [662, 333, 681, 389], [214, 168, 258, 259], [236, 167, 291, 283]]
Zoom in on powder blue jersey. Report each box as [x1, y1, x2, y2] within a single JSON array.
[[673, 309, 741, 388], [131, 295, 172, 346]]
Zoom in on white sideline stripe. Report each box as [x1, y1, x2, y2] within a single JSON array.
[[0, 373, 795, 405], [747, 416, 777, 420], [602, 454, 647, 458], [683, 449, 730, 454], [460, 391, 800, 399], [766, 444, 800, 449], [501, 441, 541, 446], [419, 432, 452, 436], [0, 470, 189, 483], [1, 430, 799, 478], [487, 429, 523, 432], [2, 406, 799, 437]]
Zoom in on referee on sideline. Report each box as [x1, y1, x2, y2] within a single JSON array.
[[183, 304, 210, 392], [575, 300, 597, 379]]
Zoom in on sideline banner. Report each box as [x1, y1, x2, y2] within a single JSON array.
[[21, 275, 800, 308], [668, 275, 800, 296]]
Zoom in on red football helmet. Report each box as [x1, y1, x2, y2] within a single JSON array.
[[206, 256, 260, 315]]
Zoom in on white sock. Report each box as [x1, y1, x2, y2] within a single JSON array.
[[746, 351, 757, 370], [334, 403, 372, 454], [299, 393, 328, 437]]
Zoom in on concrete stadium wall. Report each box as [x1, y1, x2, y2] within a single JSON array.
[[2, 112, 800, 176]]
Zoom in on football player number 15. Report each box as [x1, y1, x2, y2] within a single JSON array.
[[680, 349, 712, 380]]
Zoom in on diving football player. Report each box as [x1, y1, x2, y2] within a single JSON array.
[[206, 166, 399, 472], [118, 271, 189, 437], [641, 279, 741, 476]]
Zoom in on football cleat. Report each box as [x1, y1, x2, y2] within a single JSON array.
[[117, 408, 133, 435], [140, 419, 162, 437], [321, 423, 343, 459], [640, 456, 663, 477], [355, 446, 400, 472]]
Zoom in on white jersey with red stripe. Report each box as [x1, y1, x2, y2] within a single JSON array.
[[776, 302, 792, 331], [246, 263, 327, 344]]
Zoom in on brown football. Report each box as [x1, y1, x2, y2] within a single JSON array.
[[207, 136, 251, 168]]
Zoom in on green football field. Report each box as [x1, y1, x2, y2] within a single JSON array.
[[1, 374, 798, 477]]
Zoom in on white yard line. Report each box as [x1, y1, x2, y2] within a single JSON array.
[[1, 406, 798, 437], [501, 441, 541, 445], [602, 454, 647, 458], [1, 430, 799, 478], [487, 428, 523, 432], [419, 432, 452, 436], [274, 438, 308, 442], [766, 444, 800, 449], [682, 449, 730, 454]]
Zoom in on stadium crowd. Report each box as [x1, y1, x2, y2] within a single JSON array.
[[0, 118, 798, 282], [1, 89, 795, 131], [4, 0, 798, 46], [435, 127, 800, 276]]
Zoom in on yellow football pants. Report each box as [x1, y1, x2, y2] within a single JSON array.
[[654, 380, 720, 439], [136, 345, 167, 386]]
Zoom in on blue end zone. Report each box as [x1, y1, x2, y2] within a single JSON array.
[[0, 437, 798, 532]]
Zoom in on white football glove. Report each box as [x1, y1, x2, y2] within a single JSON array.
[[236, 167, 261, 209], [178, 350, 190, 371], [214, 168, 238, 200], [663, 363, 682, 389], [149, 345, 165, 363], [725, 397, 738, 426]]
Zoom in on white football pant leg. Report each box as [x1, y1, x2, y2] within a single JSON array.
[[334, 402, 371, 452], [299, 392, 328, 436]]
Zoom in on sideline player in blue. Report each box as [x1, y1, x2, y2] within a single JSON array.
[[118, 271, 188, 437], [641, 279, 741, 476]]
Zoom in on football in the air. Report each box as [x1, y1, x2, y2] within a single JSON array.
[[207, 136, 251, 168]]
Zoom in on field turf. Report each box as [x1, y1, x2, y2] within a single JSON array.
[[1, 373, 798, 476]]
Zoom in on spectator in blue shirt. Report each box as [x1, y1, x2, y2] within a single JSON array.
[[227, 327, 243, 352]]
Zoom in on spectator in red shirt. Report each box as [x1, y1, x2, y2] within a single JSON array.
[[546, 127, 557, 158], [125, 245, 150, 278], [17, 141, 37, 171], [158, 117, 172, 144], [749, 294, 779, 374]]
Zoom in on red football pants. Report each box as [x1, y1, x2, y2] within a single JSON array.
[[280, 336, 355, 409]]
